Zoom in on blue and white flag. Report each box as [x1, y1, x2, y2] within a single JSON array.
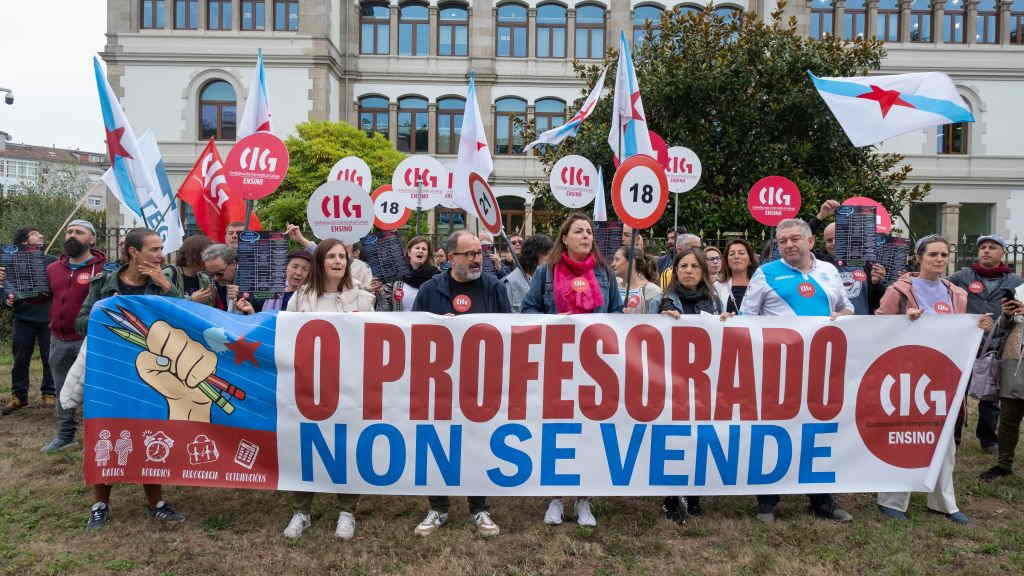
[[238, 49, 272, 139], [592, 166, 607, 222], [809, 71, 975, 147], [608, 32, 655, 164], [525, 67, 607, 152]]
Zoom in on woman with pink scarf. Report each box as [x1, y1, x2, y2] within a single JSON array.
[[522, 212, 623, 527]]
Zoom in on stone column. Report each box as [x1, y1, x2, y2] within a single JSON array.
[[390, 4, 399, 55], [427, 103, 437, 155], [899, 0, 912, 41], [834, 0, 847, 38], [197, 0, 207, 30], [524, 198, 534, 236], [942, 203, 961, 272], [527, 7, 537, 58], [388, 102, 398, 145], [608, 0, 631, 46], [932, 0, 945, 43], [469, 2, 496, 72], [998, 0, 1012, 44], [232, 0, 240, 31], [866, 0, 879, 38], [966, 0, 980, 43], [429, 5, 438, 55], [567, 9, 576, 60]]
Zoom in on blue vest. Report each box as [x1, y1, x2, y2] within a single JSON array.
[[761, 260, 832, 316]]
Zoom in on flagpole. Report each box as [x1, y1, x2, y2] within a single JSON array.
[[46, 181, 104, 254]]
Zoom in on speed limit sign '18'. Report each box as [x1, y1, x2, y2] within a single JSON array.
[[371, 185, 412, 231], [468, 172, 503, 235], [611, 155, 669, 230]]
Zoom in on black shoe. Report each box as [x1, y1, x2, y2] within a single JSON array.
[[980, 466, 1012, 482], [86, 502, 109, 530], [686, 496, 703, 517], [147, 501, 185, 522], [662, 496, 688, 524]]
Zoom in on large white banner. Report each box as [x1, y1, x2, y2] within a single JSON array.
[[274, 312, 981, 496]]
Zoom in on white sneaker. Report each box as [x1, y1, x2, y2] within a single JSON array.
[[283, 512, 311, 539], [575, 498, 597, 527], [474, 511, 500, 537], [544, 498, 564, 525], [335, 511, 355, 540], [414, 509, 448, 536]]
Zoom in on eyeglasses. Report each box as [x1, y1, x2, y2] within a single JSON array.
[[706, 256, 721, 262], [450, 250, 484, 259]]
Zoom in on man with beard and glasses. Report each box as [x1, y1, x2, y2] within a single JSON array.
[[410, 230, 510, 538], [40, 220, 107, 451]]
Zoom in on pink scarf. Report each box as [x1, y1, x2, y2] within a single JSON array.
[[553, 252, 604, 314]]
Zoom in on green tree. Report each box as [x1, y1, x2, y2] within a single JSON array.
[[529, 4, 927, 240], [257, 121, 405, 231]]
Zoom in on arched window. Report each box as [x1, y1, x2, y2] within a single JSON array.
[[497, 3, 528, 57], [174, 0, 199, 29], [399, 2, 429, 56], [358, 96, 389, 138], [575, 4, 605, 59], [633, 5, 664, 46], [199, 80, 237, 141], [398, 96, 429, 153], [208, 0, 232, 30], [360, 2, 390, 55], [438, 4, 469, 56], [976, 0, 997, 43], [273, 0, 300, 31], [241, 0, 266, 30], [141, 0, 167, 29], [810, 0, 833, 39], [494, 97, 527, 155], [944, 0, 966, 43], [534, 98, 565, 135], [678, 5, 702, 17], [876, 0, 900, 41], [537, 3, 566, 58], [910, 0, 932, 41], [1013, 0, 1024, 44], [436, 97, 465, 154], [843, 0, 865, 40], [938, 99, 970, 155], [714, 6, 741, 26]]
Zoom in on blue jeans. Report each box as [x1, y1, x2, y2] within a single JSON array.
[[49, 337, 83, 442]]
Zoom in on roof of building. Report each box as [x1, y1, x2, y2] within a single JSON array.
[[0, 143, 108, 167]]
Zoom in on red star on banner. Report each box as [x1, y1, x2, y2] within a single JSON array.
[[569, 100, 596, 123], [476, 141, 488, 151], [105, 127, 133, 160], [629, 92, 646, 122], [225, 336, 261, 366], [856, 85, 916, 118]]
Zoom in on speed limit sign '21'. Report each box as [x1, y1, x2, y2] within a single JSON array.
[[371, 185, 412, 231], [468, 172, 503, 235], [611, 155, 669, 230], [224, 132, 290, 200]]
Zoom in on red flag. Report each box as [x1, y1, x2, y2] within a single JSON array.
[[178, 139, 260, 242]]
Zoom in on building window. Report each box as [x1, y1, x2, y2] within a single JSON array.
[[536, 3, 566, 58], [678, 5, 702, 17], [633, 5, 664, 46], [397, 96, 429, 153], [976, 0, 998, 43], [241, 0, 266, 30], [910, 0, 932, 41], [714, 6, 742, 25], [909, 202, 943, 238], [810, 0, 834, 39], [1014, 0, 1024, 44], [438, 4, 469, 56], [843, 0, 866, 40], [876, 0, 900, 41], [495, 97, 527, 155], [399, 3, 429, 56], [959, 203, 993, 245], [174, 0, 199, 29], [358, 96, 390, 138], [496, 3, 528, 57], [208, 0, 232, 30], [937, 99, 970, 154], [436, 97, 465, 155], [141, 0, 167, 29], [575, 4, 605, 59], [944, 0, 965, 43], [361, 2, 390, 54], [534, 98, 565, 135], [274, 0, 299, 31], [199, 80, 237, 141]]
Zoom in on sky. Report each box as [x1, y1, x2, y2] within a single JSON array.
[[0, 1, 107, 153]]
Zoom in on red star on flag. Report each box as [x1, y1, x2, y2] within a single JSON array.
[[629, 92, 646, 122], [856, 85, 916, 118], [569, 100, 597, 124], [225, 336, 261, 366], [105, 127, 133, 160], [476, 141, 488, 151]]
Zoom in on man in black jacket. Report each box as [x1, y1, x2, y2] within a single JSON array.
[[411, 230, 509, 538]]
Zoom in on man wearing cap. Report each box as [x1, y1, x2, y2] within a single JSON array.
[[950, 234, 1022, 453], [41, 220, 107, 452]]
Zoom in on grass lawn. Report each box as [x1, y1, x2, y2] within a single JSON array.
[[1, 354, 1023, 576]]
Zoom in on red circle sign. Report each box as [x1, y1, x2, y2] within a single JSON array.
[[933, 302, 952, 314], [842, 196, 893, 235], [224, 132, 290, 200], [627, 293, 642, 309], [371, 185, 412, 231], [856, 345, 962, 468], [571, 277, 589, 293], [468, 172, 503, 235], [798, 282, 816, 298], [452, 294, 472, 313], [611, 155, 669, 230], [747, 176, 801, 227]]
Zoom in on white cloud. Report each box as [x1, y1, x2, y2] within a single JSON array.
[[0, 0, 107, 152]]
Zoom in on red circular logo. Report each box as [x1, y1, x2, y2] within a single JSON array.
[[76, 272, 92, 285], [571, 277, 589, 293], [969, 281, 984, 294], [224, 132, 290, 200], [856, 346, 962, 468], [747, 176, 801, 226], [798, 282, 816, 298], [394, 288, 404, 302], [627, 293, 642, 309], [452, 294, 472, 313], [852, 270, 867, 283], [842, 196, 893, 235], [933, 302, 952, 314]]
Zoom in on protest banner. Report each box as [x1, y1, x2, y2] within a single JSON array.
[[843, 196, 893, 235], [84, 296, 980, 496], [235, 231, 289, 300], [0, 244, 50, 295]]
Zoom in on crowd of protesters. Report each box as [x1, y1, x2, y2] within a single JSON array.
[[1, 199, 1021, 537]]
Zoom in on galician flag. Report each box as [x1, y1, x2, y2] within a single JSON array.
[[809, 71, 974, 147], [453, 73, 492, 214], [524, 67, 608, 152], [238, 49, 272, 139], [608, 31, 655, 164], [592, 166, 607, 222]]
